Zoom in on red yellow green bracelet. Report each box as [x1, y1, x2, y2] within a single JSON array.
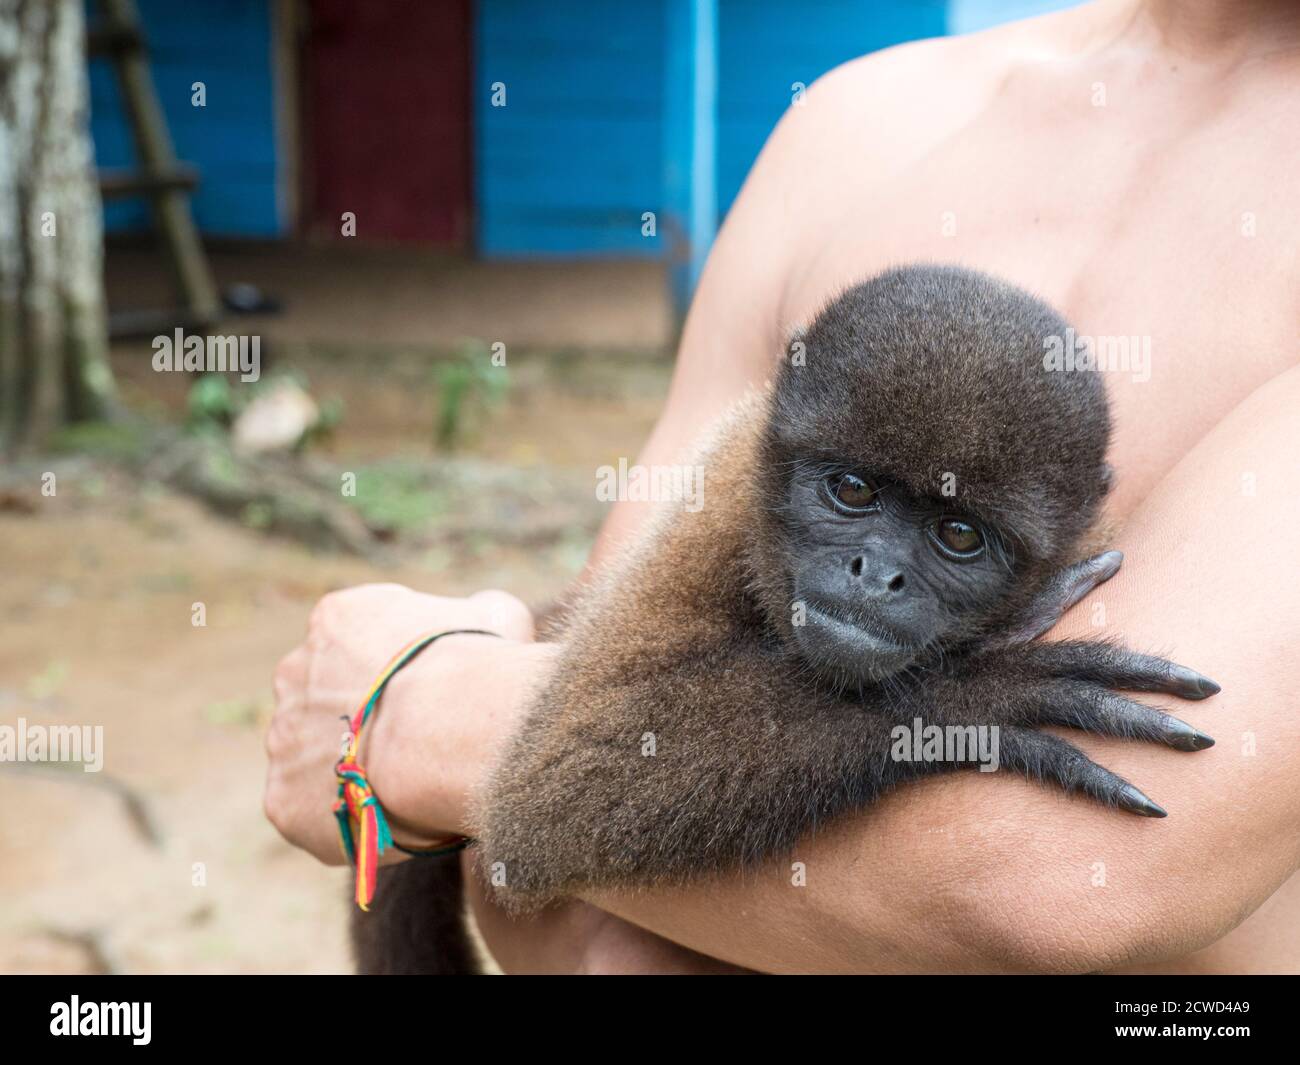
[[334, 628, 499, 910]]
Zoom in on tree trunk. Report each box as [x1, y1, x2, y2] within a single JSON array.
[[0, 0, 114, 455]]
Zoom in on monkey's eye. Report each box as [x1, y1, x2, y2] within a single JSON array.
[[826, 473, 880, 513], [933, 518, 984, 558]]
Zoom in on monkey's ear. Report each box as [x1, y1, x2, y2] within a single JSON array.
[[1100, 463, 1116, 495]]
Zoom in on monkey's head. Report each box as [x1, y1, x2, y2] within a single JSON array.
[[751, 264, 1112, 686]]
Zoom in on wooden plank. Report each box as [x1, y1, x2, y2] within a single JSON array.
[[98, 165, 197, 199]]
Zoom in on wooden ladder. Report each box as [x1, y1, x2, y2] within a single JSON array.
[[88, 0, 220, 338]]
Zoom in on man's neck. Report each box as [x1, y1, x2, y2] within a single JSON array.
[[1126, 0, 1300, 60]]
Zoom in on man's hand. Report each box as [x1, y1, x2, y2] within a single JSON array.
[[264, 584, 538, 864], [264, 582, 736, 974]]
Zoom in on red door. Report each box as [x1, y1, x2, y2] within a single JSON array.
[[301, 0, 471, 245]]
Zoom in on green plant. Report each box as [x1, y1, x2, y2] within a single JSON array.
[[432, 340, 508, 450], [185, 373, 237, 429], [340, 461, 447, 535]]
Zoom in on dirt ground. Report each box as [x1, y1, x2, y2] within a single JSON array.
[[0, 254, 673, 973]]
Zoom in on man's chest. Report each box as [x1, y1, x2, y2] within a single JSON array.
[[777, 100, 1297, 515]]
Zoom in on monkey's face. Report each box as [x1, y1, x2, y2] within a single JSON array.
[[780, 467, 1015, 684], [752, 265, 1114, 686]]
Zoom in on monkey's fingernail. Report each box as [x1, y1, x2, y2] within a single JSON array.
[[1119, 783, 1167, 818], [1063, 551, 1125, 610], [1171, 666, 1221, 699], [1163, 715, 1216, 752], [1095, 550, 1123, 577]]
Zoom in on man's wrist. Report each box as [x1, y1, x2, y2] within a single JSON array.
[[364, 637, 559, 838]]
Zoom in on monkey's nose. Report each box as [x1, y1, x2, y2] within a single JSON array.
[[849, 557, 906, 596]]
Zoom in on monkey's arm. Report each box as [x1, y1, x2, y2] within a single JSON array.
[[478, 642, 912, 908], [479, 623, 1215, 910]]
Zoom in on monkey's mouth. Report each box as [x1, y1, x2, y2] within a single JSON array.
[[795, 602, 920, 683]]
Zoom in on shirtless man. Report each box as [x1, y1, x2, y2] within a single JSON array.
[[265, 0, 1300, 973]]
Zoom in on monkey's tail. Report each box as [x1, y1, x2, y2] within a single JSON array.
[[350, 855, 481, 975]]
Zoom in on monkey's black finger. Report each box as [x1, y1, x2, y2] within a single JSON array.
[[984, 551, 1123, 648], [1162, 663, 1221, 700], [1158, 713, 1216, 751], [1040, 687, 1215, 751], [1060, 550, 1124, 607], [995, 727, 1167, 817], [1099, 653, 1221, 700], [1029, 643, 1221, 700], [1117, 783, 1168, 818]]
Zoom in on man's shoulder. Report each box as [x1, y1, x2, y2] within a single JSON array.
[[805, 7, 1088, 113]]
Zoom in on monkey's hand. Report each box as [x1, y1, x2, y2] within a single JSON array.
[[923, 638, 1220, 818]]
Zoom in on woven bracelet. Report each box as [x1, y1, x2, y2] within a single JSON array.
[[333, 628, 499, 910]]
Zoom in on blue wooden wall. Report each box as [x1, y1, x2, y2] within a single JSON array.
[[89, 0, 283, 238], [717, 0, 946, 231], [474, 2, 665, 256], [87, 0, 1074, 250], [475, 0, 949, 257]]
